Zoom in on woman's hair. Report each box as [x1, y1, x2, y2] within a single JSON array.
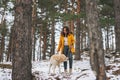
[[61, 26, 70, 37]]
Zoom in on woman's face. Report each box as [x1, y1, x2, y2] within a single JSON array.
[[63, 28, 67, 34]]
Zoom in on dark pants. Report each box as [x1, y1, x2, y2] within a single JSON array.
[[63, 46, 73, 70]]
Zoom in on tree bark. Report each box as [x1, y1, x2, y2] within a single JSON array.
[[85, 0, 106, 80], [32, 0, 37, 61], [63, 0, 69, 26], [75, 0, 81, 60], [12, 0, 32, 80], [114, 0, 120, 53], [0, 19, 6, 62], [50, 21, 55, 56], [42, 30, 47, 60], [39, 26, 43, 60], [0, 30, 5, 62], [70, 0, 75, 33], [7, 27, 14, 62], [0, 6, 6, 62]]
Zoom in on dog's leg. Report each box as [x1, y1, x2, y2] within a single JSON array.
[[49, 63, 52, 74], [52, 65, 56, 74], [58, 64, 61, 73]]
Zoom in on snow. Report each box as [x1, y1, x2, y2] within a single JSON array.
[[0, 68, 11, 80], [0, 1, 119, 80], [0, 53, 120, 80], [32, 57, 96, 80]]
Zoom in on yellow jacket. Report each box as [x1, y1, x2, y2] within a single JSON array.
[[57, 33, 75, 54]]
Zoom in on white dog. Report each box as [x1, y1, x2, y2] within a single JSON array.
[[48, 52, 68, 74]]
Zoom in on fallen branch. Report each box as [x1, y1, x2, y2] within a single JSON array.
[[0, 64, 12, 69], [75, 73, 87, 80]]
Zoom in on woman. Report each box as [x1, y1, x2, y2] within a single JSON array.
[[57, 26, 75, 74]]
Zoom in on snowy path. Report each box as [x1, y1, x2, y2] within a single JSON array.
[[32, 58, 96, 80]]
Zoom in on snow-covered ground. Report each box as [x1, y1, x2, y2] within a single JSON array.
[[32, 56, 96, 80], [0, 53, 120, 80]]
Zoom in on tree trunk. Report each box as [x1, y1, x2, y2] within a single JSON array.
[[114, 0, 120, 53], [42, 31, 47, 60], [63, 0, 69, 26], [80, 26, 84, 51], [7, 27, 14, 62], [112, 28, 115, 50], [0, 20, 6, 62], [75, 0, 81, 60], [31, 27, 36, 61], [32, 0, 37, 61], [12, 0, 32, 80], [0, 31, 5, 62], [70, 0, 75, 33], [0, 7, 6, 62], [39, 26, 43, 60], [106, 26, 110, 53], [50, 21, 55, 56], [85, 0, 106, 80]]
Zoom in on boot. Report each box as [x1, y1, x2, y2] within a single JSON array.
[[64, 69, 67, 73], [69, 68, 72, 74]]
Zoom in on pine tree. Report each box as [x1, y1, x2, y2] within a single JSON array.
[[85, 0, 106, 79], [114, 0, 120, 53], [12, 0, 32, 80]]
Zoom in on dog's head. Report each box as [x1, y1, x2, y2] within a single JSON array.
[[59, 54, 68, 62]]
